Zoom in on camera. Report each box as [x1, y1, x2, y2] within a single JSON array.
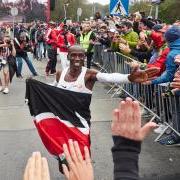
[[0, 58, 7, 65]]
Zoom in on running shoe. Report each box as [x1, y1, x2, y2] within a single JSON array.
[[3, 87, 9, 94], [158, 134, 180, 146]]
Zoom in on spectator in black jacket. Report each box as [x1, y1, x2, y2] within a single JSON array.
[[14, 33, 38, 77]]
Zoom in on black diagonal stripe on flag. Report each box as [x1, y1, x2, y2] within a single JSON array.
[[25, 78, 92, 157]]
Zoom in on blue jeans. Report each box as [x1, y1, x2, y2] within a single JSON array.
[[37, 42, 44, 59], [16, 56, 37, 75]]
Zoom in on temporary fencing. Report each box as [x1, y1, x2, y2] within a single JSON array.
[[93, 45, 180, 142]]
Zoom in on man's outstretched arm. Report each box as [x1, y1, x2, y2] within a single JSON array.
[[90, 66, 159, 84]]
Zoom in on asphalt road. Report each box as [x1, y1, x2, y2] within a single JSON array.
[[0, 59, 180, 180]]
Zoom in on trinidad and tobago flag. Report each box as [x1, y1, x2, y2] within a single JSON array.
[[25, 78, 92, 158]]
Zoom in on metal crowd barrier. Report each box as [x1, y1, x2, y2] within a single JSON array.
[[93, 45, 180, 142], [93, 44, 116, 73]]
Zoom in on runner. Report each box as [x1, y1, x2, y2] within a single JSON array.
[[55, 45, 159, 91]]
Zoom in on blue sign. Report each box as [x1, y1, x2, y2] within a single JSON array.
[[110, 0, 129, 16]]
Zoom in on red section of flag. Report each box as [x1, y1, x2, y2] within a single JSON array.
[[34, 117, 90, 158]]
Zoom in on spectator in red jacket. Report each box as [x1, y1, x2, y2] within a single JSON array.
[[147, 25, 170, 76], [45, 21, 58, 76], [57, 24, 76, 70], [147, 47, 170, 76]]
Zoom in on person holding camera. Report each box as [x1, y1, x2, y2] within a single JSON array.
[[0, 35, 16, 94], [35, 25, 46, 61], [14, 32, 38, 78], [96, 24, 111, 49]]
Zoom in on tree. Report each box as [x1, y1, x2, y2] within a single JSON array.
[[130, 0, 180, 24], [50, 0, 109, 22], [130, 1, 152, 17], [159, 0, 180, 23]]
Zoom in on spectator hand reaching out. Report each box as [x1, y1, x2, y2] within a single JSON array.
[[171, 70, 180, 89], [119, 43, 131, 54], [23, 152, 50, 180], [62, 140, 94, 180], [112, 97, 158, 141]]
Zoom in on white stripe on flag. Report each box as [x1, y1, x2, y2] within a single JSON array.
[[34, 112, 89, 135]]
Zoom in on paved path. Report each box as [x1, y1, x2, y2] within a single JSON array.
[[0, 59, 180, 180]]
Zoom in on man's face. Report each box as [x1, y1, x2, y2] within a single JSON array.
[[50, 24, 55, 29], [63, 25, 68, 33], [4, 36, 11, 46], [85, 24, 91, 32], [108, 31, 115, 38], [68, 50, 86, 68], [116, 25, 122, 34], [138, 22, 146, 31], [20, 36, 25, 41], [99, 28, 106, 33], [121, 25, 128, 34]]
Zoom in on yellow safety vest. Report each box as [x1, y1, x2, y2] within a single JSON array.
[[80, 31, 93, 52]]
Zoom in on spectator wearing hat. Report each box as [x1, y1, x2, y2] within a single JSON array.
[[108, 28, 117, 49], [147, 25, 170, 75], [140, 19, 155, 31], [146, 24, 167, 64]]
